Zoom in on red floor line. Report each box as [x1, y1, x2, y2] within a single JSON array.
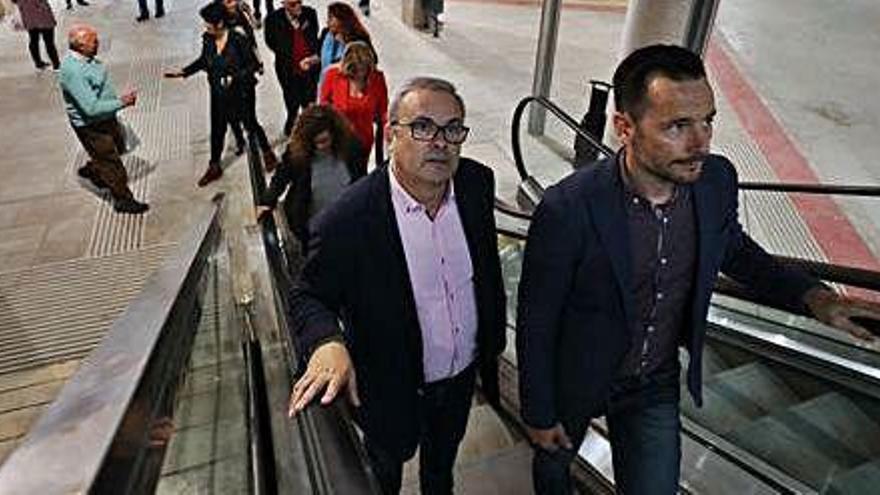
[[706, 34, 880, 273], [449, 0, 627, 13]]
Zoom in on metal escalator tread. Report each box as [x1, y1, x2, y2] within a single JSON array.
[[704, 362, 800, 418], [727, 392, 878, 490], [780, 392, 880, 460], [701, 346, 730, 377], [828, 459, 880, 495]]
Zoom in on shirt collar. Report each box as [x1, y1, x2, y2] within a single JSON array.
[[71, 50, 94, 63], [616, 148, 686, 208], [389, 161, 455, 216]]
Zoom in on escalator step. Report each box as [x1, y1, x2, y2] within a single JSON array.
[[680, 384, 754, 435], [728, 415, 844, 489], [727, 391, 880, 490], [705, 363, 800, 417], [779, 392, 880, 460], [828, 459, 880, 495]]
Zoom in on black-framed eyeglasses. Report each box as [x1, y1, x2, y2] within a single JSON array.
[[392, 118, 470, 144]]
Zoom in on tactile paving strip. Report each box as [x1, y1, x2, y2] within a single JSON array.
[[718, 141, 828, 263], [0, 243, 176, 375]]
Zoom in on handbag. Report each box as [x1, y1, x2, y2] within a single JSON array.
[[118, 118, 141, 155], [2, 0, 24, 32]]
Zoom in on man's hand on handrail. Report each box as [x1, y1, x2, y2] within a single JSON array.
[[803, 287, 880, 342], [288, 340, 361, 417]]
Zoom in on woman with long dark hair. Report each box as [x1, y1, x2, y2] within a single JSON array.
[[165, 3, 279, 186], [257, 105, 365, 242]]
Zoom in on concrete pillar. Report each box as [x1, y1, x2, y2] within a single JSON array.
[[527, 0, 563, 136], [619, 0, 720, 58], [402, 0, 427, 29]]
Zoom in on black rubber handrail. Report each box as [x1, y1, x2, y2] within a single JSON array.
[[246, 140, 380, 495], [511, 95, 880, 197], [493, 204, 880, 294]]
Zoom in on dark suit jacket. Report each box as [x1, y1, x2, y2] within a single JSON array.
[[290, 158, 507, 458], [516, 154, 820, 429], [182, 31, 258, 93], [264, 6, 320, 81]]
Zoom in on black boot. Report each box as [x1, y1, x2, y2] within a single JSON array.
[[114, 198, 150, 214]]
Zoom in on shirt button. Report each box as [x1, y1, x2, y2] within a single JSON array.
[[454, 327, 460, 333], [632, 197, 640, 205], [647, 325, 655, 333], [663, 217, 669, 224], [656, 292, 664, 300], [660, 258, 668, 265], [441, 257, 445, 265], [417, 388, 425, 396]]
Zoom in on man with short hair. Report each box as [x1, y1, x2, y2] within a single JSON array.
[[59, 24, 148, 214], [288, 77, 507, 494], [516, 44, 880, 494], [264, 0, 320, 137]]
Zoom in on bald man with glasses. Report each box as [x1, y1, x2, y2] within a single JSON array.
[[287, 77, 506, 494]]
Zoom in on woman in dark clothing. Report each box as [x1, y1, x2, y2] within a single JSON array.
[[13, 0, 60, 70], [257, 105, 364, 244], [165, 3, 279, 186]]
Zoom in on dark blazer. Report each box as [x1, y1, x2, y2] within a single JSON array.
[[182, 31, 258, 93], [290, 158, 507, 458], [264, 6, 320, 80], [259, 141, 365, 237], [516, 154, 820, 429]]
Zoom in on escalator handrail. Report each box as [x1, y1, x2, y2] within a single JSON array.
[[246, 141, 379, 495], [511, 95, 880, 197], [0, 195, 224, 494], [495, 204, 880, 292]]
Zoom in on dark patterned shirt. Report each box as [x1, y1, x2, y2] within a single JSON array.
[[615, 155, 698, 378]]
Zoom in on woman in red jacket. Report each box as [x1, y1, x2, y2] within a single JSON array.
[[320, 41, 387, 170]]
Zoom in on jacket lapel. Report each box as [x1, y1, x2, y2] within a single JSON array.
[[586, 162, 635, 326], [691, 175, 721, 329], [453, 170, 484, 283]]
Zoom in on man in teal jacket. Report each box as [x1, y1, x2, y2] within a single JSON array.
[[59, 24, 148, 214]]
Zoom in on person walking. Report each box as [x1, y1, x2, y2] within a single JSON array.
[[256, 105, 364, 245], [320, 41, 387, 170], [318, 2, 375, 87], [12, 0, 60, 70], [165, 3, 279, 186], [264, 0, 320, 137], [136, 0, 164, 22], [64, 0, 89, 11], [59, 24, 148, 214]]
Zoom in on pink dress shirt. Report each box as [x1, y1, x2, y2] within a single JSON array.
[[389, 168, 478, 383]]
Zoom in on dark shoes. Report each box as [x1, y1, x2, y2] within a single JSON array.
[[198, 164, 223, 187], [136, 14, 150, 22], [77, 0, 90, 5], [114, 198, 150, 214], [262, 148, 279, 173], [77, 166, 109, 189], [155, 10, 165, 18]]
